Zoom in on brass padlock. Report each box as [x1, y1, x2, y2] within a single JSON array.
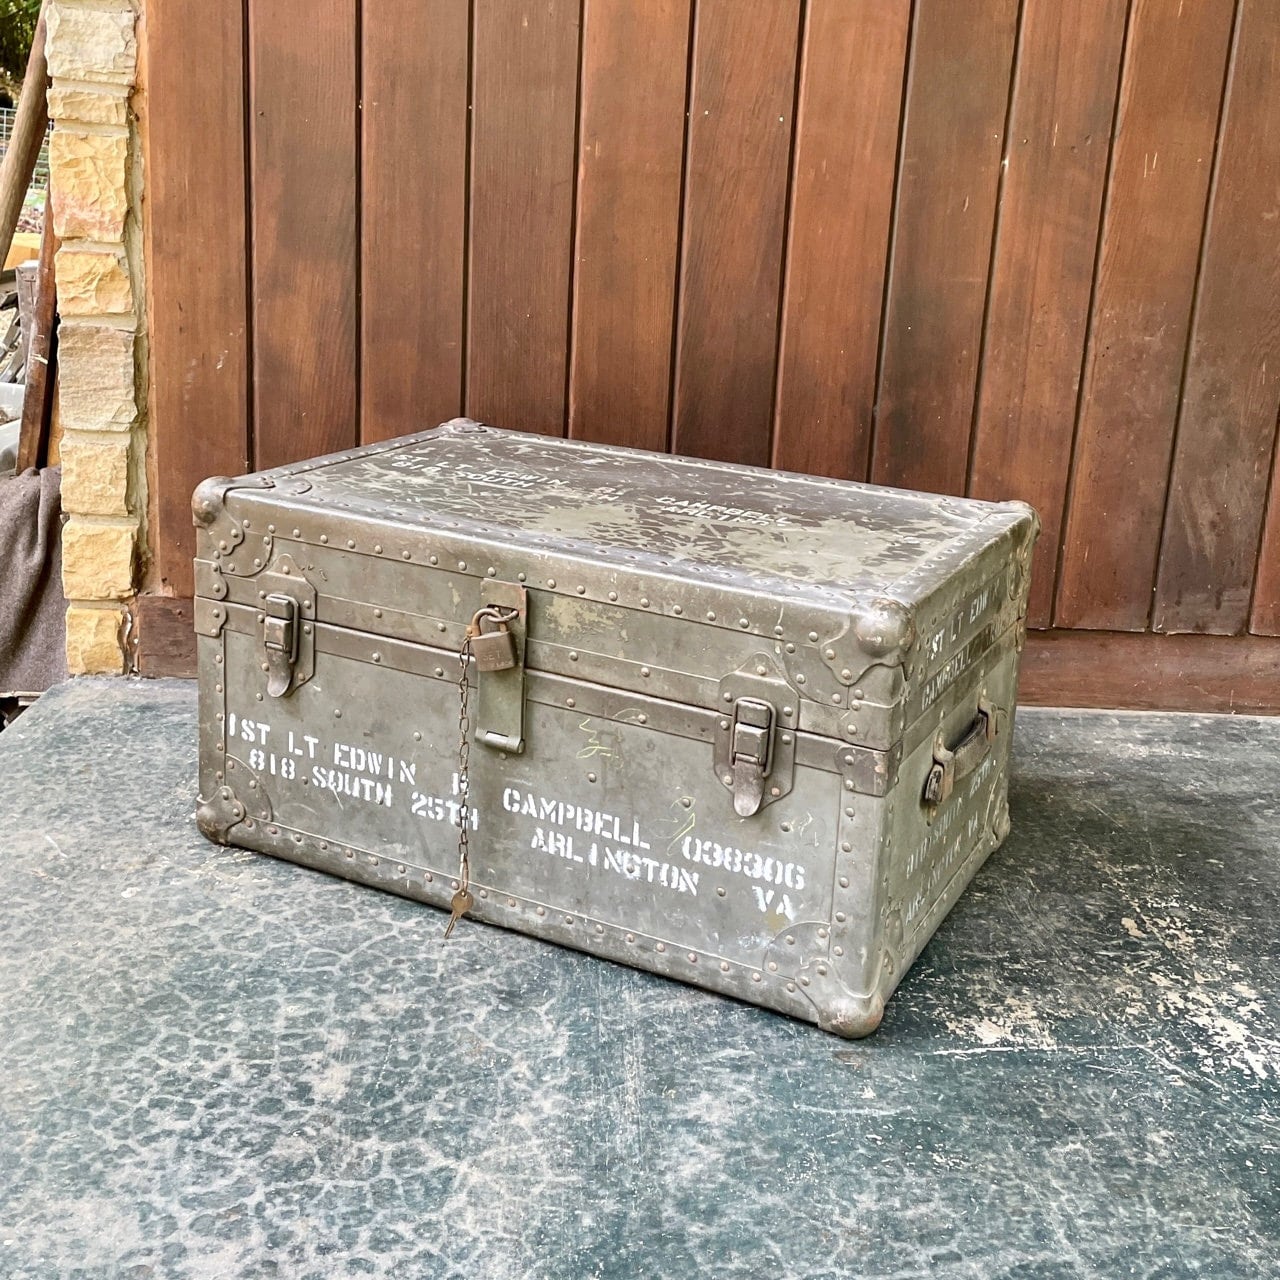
[[470, 612, 517, 671]]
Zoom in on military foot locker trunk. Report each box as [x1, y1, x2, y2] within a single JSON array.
[[194, 420, 1038, 1038]]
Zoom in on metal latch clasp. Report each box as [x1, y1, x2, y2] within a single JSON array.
[[713, 658, 799, 817], [253, 556, 316, 698], [263, 593, 299, 698], [729, 697, 775, 817]]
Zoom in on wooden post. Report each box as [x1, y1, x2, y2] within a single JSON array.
[[14, 200, 57, 473], [0, 1, 50, 266]]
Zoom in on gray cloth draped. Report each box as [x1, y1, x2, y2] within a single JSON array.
[[0, 467, 66, 696]]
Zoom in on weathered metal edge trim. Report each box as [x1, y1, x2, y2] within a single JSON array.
[[197, 422, 1035, 692], [200, 557, 799, 718], [203, 597, 1019, 789], [209, 600, 906, 790], [197, 552, 906, 745], [193, 525, 1029, 749]]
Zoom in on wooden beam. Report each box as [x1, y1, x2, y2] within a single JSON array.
[[248, 0, 358, 468], [969, 0, 1127, 626], [1020, 629, 1280, 715], [15, 204, 57, 473], [671, 0, 802, 467], [0, 1, 48, 264], [772, 0, 909, 481], [132, 595, 196, 678], [144, 0, 250, 594], [467, 0, 581, 435], [1053, 1, 1236, 630], [870, 0, 1020, 495], [569, 0, 690, 452], [360, 0, 469, 442]]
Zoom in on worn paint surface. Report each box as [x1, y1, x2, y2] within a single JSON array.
[[194, 421, 1038, 1033], [0, 680, 1276, 1277], [248, 420, 1030, 598]]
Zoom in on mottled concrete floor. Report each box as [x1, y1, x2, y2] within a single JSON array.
[[0, 679, 1276, 1280]]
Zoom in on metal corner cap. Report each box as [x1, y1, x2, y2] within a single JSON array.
[[850, 594, 916, 663], [436, 417, 489, 433], [815, 990, 886, 1039], [195, 790, 245, 844], [191, 476, 237, 527], [997, 498, 1042, 539]]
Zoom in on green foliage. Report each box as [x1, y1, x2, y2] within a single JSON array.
[[0, 0, 42, 101]]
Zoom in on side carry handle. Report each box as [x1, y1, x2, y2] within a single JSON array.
[[923, 697, 996, 808]]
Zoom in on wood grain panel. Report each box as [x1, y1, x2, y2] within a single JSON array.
[[144, 0, 248, 595], [671, 0, 801, 467], [249, 0, 358, 468], [1251, 415, 1280, 634], [568, 0, 690, 451], [771, 0, 909, 481], [1055, 0, 1236, 630], [361, 0, 469, 443], [1020, 629, 1280, 715], [1154, 0, 1280, 634], [870, 0, 1019, 495], [968, 0, 1128, 627], [133, 596, 196, 679], [467, 0, 581, 435], [147, 0, 1280, 713]]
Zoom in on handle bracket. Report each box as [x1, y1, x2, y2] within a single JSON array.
[[923, 697, 997, 809]]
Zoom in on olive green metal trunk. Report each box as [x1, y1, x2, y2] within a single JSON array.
[[194, 420, 1038, 1037]]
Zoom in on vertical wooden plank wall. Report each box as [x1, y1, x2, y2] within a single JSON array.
[[1253, 435, 1280, 634], [145, 0, 1280, 704], [968, 0, 1128, 627], [360, 1, 469, 442], [569, 0, 690, 451], [144, 0, 249, 596], [772, 0, 909, 481], [466, 0, 580, 435], [1155, 0, 1280, 634], [1055, 0, 1236, 630], [247, 0, 359, 469], [670, 0, 801, 467], [871, 0, 1019, 497]]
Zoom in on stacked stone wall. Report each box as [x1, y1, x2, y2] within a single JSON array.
[[45, 0, 144, 673]]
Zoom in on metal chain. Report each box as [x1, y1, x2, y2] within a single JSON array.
[[447, 604, 520, 938], [454, 625, 474, 903]]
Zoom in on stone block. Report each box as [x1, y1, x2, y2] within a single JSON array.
[[47, 84, 130, 128], [61, 435, 131, 517], [46, 5, 137, 86], [50, 130, 129, 242], [56, 247, 133, 316], [64, 606, 126, 675], [62, 517, 136, 600], [56, 324, 136, 432]]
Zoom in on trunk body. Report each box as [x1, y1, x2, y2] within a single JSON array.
[[194, 420, 1038, 1037]]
